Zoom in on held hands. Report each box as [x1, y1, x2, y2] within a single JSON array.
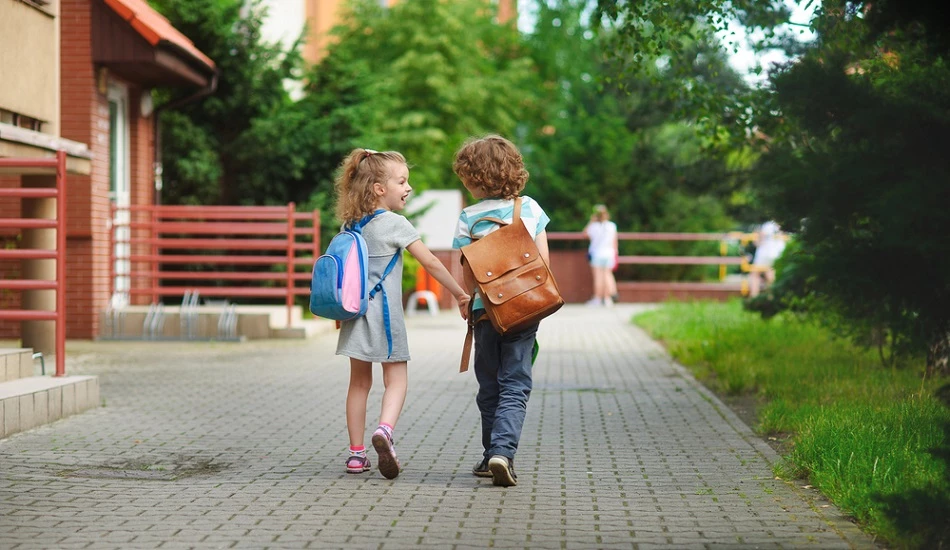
[[456, 293, 471, 320]]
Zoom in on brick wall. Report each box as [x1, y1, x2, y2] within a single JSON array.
[[59, 0, 101, 338], [4, 0, 159, 340]]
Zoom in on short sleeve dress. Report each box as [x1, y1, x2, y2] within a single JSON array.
[[336, 211, 420, 363]]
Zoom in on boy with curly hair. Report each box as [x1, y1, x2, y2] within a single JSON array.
[[451, 135, 551, 487]]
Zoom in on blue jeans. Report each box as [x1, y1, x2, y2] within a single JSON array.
[[472, 310, 539, 462]]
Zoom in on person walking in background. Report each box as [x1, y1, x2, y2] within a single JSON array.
[[333, 148, 470, 479], [451, 135, 551, 487], [748, 220, 786, 297], [584, 204, 619, 307]]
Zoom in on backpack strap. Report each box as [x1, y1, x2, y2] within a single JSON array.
[[349, 209, 399, 359], [370, 250, 401, 359], [466, 197, 522, 240], [350, 209, 387, 232]]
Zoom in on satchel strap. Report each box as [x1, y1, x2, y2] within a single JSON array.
[[460, 300, 491, 372], [466, 196, 523, 240], [469, 216, 507, 237], [460, 321, 474, 373]]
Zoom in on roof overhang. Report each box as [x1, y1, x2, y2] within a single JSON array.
[[92, 0, 216, 89], [0, 124, 92, 175]]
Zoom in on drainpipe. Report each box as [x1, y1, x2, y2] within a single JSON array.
[[151, 70, 219, 206]]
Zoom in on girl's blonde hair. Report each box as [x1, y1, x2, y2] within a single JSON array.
[[453, 135, 528, 200], [334, 148, 407, 224]]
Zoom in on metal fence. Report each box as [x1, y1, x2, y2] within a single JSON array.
[[0, 151, 67, 376]]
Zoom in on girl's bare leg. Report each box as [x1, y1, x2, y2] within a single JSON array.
[[378, 361, 408, 428], [591, 265, 604, 301], [596, 266, 611, 301], [346, 358, 373, 447]]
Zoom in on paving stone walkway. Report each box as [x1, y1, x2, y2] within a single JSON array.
[[0, 304, 877, 549]]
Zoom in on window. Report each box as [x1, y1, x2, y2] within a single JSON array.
[[0, 108, 44, 133], [15, 0, 55, 17]]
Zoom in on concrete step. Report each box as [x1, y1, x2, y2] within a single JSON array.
[[1, 348, 36, 382], [0, 348, 100, 439], [1, 374, 99, 439]]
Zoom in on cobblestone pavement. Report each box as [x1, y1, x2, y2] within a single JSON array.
[[0, 304, 877, 549]]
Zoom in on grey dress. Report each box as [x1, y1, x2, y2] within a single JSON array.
[[336, 211, 420, 363]]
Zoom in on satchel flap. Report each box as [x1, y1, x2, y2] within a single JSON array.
[[481, 262, 549, 306], [460, 220, 540, 284]]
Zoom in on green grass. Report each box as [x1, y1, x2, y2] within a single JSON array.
[[634, 300, 950, 549]]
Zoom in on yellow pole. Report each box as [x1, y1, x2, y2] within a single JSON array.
[[719, 240, 727, 281]]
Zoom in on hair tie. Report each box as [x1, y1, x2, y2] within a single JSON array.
[[360, 149, 379, 163]]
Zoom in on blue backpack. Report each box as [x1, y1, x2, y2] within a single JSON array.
[[310, 210, 401, 357]]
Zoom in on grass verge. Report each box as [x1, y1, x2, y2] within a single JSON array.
[[634, 300, 950, 549]]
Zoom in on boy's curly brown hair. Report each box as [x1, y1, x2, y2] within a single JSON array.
[[453, 135, 528, 200]]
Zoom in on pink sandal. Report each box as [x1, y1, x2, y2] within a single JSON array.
[[371, 425, 401, 479], [345, 453, 371, 474]]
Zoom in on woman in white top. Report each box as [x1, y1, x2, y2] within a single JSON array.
[[584, 204, 619, 306], [749, 221, 786, 297]]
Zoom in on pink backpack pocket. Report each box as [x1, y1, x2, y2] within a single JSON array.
[[340, 240, 363, 313]]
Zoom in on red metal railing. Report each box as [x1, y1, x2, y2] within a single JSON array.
[[0, 151, 67, 376], [111, 204, 320, 326], [547, 231, 752, 300]]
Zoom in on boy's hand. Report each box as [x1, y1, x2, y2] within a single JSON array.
[[456, 293, 471, 320]]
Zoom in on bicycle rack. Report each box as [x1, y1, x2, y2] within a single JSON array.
[[106, 293, 128, 339], [144, 302, 165, 340], [181, 290, 200, 340], [217, 301, 238, 340]]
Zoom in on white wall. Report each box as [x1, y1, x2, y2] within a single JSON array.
[[406, 190, 464, 251]]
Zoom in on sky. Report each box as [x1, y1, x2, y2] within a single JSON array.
[[719, 1, 818, 86]]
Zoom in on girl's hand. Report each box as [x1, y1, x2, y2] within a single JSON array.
[[456, 293, 471, 320]]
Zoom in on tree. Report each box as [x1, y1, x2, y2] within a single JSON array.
[[592, 0, 799, 137], [523, 0, 748, 280], [753, 5, 950, 374], [598, 1, 950, 374], [308, 0, 540, 196], [150, 0, 304, 206]]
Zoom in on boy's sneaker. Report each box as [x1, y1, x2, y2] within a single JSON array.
[[345, 453, 371, 474], [472, 457, 492, 478], [488, 455, 517, 487], [371, 425, 401, 480]]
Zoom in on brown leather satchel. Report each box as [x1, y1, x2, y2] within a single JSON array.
[[459, 196, 564, 372]]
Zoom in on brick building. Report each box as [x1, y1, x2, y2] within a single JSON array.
[[0, 0, 215, 346]]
